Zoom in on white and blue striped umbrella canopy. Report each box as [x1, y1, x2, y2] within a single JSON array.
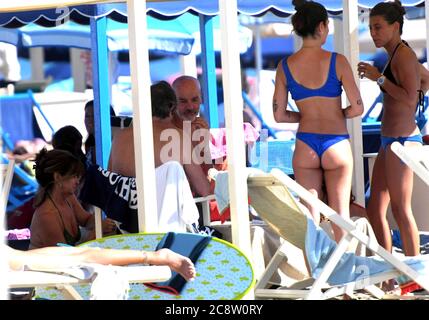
[[0, 0, 423, 55], [0, 13, 253, 55], [20, 17, 195, 54], [0, 0, 425, 27], [0, 16, 195, 55]]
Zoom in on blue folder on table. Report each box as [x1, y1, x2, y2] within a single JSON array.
[[145, 232, 211, 295]]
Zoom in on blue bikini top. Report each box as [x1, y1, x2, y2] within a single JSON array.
[[282, 52, 342, 101]]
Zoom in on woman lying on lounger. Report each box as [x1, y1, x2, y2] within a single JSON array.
[[6, 245, 196, 281]]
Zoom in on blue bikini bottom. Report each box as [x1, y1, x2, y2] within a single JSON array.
[[296, 132, 350, 158], [380, 134, 423, 150]]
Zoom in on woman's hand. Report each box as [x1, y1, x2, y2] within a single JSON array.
[[102, 218, 117, 235], [357, 62, 382, 81]]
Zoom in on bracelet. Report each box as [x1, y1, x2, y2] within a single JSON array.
[[141, 251, 148, 264]]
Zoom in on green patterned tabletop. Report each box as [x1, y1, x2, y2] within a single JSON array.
[[35, 233, 255, 300]]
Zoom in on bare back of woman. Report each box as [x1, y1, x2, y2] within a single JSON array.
[[273, 1, 363, 242]]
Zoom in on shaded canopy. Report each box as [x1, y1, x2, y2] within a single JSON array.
[[0, 1, 425, 28], [0, 17, 194, 54], [0, 12, 252, 55]]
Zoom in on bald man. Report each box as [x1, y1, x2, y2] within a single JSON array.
[[172, 76, 212, 172], [108, 81, 211, 197]]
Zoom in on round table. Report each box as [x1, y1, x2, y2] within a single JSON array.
[[35, 233, 255, 300]]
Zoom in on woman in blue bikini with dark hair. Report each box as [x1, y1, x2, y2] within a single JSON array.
[[358, 0, 423, 258], [273, 0, 363, 242]]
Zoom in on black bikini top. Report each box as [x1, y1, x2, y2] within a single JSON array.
[[381, 41, 405, 93], [48, 193, 81, 246], [380, 40, 425, 110]]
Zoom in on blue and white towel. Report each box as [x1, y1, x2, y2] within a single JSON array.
[[305, 217, 429, 286]]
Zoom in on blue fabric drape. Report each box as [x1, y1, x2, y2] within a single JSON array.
[[0, 94, 40, 145]]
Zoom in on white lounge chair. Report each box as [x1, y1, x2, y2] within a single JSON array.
[[390, 141, 429, 186], [8, 263, 172, 300], [247, 169, 429, 300], [1, 159, 14, 215]]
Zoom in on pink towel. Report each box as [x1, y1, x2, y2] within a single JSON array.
[[6, 228, 31, 240], [209, 122, 259, 159]]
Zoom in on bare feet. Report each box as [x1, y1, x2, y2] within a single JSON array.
[[155, 248, 196, 281], [382, 279, 401, 295]]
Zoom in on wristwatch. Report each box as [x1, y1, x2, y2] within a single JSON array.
[[376, 75, 386, 86]]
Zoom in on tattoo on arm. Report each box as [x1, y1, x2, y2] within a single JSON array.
[[357, 99, 362, 105], [273, 100, 279, 113]]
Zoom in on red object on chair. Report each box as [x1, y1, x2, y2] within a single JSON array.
[[7, 197, 35, 229], [400, 281, 423, 295], [423, 135, 429, 145], [209, 197, 252, 224], [209, 200, 230, 224]]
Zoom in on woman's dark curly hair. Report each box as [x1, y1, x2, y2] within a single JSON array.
[[370, 0, 406, 35], [291, 0, 328, 38], [33, 148, 85, 207]]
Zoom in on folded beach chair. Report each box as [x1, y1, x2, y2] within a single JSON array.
[[0, 154, 38, 212], [1, 159, 14, 215], [247, 169, 429, 300], [8, 263, 172, 300], [390, 141, 429, 186]]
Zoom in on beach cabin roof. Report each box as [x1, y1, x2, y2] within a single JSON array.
[[0, 1, 425, 26], [0, 17, 194, 54]]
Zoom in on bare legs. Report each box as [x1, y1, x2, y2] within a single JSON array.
[[293, 139, 353, 242], [322, 141, 353, 242], [385, 145, 419, 256], [367, 145, 420, 256], [8, 246, 197, 281], [366, 149, 393, 251], [146, 248, 196, 281], [293, 140, 324, 225]]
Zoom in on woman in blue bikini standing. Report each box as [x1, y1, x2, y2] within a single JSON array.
[[273, 0, 363, 242], [358, 1, 422, 257]]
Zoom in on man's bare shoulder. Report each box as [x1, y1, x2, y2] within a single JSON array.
[[112, 127, 133, 142], [118, 126, 133, 135], [153, 118, 183, 135]]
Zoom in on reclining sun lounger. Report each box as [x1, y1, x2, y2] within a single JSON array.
[[1, 154, 38, 212], [245, 169, 429, 300], [8, 263, 172, 300]]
